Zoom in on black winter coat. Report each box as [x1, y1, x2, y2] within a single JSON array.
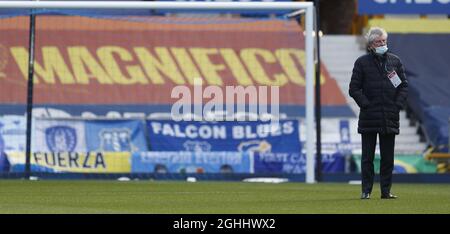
[[349, 52, 408, 135]]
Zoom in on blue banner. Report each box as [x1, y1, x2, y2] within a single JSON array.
[[358, 0, 450, 14], [85, 120, 148, 152], [2, 117, 149, 153], [146, 120, 301, 153], [131, 151, 252, 173], [254, 152, 346, 173]]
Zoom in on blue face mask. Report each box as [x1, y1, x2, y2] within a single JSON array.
[[375, 45, 388, 55]]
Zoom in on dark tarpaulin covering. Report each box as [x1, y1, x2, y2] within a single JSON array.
[[389, 34, 450, 151]]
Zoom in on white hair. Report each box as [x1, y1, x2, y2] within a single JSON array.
[[365, 27, 388, 45]]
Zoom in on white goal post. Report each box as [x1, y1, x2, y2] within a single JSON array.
[[0, 1, 316, 184]]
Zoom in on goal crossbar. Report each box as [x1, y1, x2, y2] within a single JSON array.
[[0, 1, 311, 10]]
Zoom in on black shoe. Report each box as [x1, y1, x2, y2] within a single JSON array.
[[381, 193, 398, 199], [360, 193, 370, 199]]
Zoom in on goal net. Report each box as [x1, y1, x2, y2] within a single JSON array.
[[0, 1, 316, 183]]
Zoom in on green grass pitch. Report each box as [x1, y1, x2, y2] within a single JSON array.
[[0, 180, 449, 214]]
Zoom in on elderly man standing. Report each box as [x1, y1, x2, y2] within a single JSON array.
[[349, 27, 408, 200]]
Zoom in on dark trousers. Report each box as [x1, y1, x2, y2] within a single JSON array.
[[361, 133, 395, 195]]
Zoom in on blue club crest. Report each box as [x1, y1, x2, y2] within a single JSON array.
[[99, 129, 134, 152], [45, 126, 77, 152]]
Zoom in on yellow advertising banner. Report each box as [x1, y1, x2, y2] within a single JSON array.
[[6, 152, 131, 173]]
